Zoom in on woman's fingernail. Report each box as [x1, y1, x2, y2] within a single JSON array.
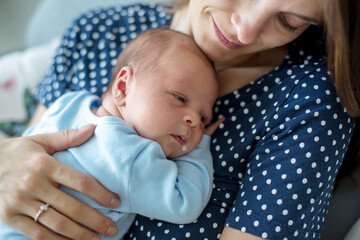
[[111, 196, 120, 207], [91, 235, 101, 240]]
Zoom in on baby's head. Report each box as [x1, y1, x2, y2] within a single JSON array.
[[103, 28, 218, 158], [108, 28, 215, 90]]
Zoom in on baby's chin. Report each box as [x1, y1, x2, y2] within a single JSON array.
[[165, 147, 192, 159], [166, 151, 184, 159]]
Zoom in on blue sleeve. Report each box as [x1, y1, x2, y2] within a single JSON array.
[[128, 135, 213, 224], [71, 120, 213, 224]]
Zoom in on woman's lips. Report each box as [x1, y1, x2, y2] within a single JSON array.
[[212, 18, 242, 50]]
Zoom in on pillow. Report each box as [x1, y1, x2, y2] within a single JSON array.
[[345, 218, 360, 240], [0, 38, 59, 138]]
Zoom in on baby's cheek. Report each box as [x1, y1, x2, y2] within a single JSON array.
[[191, 133, 204, 150]]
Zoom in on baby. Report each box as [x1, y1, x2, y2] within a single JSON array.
[[0, 28, 220, 239]]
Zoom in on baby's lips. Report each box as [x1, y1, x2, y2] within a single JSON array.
[[179, 135, 188, 145]]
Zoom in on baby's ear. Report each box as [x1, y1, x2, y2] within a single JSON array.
[[112, 66, 133, 106]]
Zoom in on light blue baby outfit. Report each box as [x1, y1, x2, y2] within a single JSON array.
[[0, 91, 213, 239]]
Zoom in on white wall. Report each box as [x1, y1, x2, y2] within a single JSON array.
[[0, 0, 42, 55]]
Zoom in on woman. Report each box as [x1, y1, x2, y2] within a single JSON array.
[[0, 0, 359, 239]]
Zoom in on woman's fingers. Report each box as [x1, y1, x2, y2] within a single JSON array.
[[27, 125, 120, 208], [3, 173, 114, 239], [43, 185, 119, 236], [22, 149, 119, 236], [10, 216, 69, 240], [24, 125, 120, 209], [30, 124, 96, 154], [0, 126, 120, 238], [50, 162, 120, 209], [32, 203, 102, 240], [0, 193, 70, 239]]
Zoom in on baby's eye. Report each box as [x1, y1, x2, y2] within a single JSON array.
[[174, 94, 185, 103], [200, 115, 206, 123]]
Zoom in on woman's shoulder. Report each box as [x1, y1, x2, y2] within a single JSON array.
[[274, 35, 329, 90], [59, 3, 173, 51], [259, 36, 352, 123], [286, 43, 327, 72], [71, 3, 173, 30], [271, 43, 354, 126]]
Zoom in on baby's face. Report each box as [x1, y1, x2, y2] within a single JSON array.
[[124, 48, 217, 158]]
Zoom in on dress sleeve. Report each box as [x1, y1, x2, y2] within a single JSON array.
[[33, 4, 172, 107], [34, 11, 90, 107], [128, 135, 213, 224], [225, 61, 355, 239]]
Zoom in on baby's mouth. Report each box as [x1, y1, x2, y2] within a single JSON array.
[[171, 134, 188, 147]]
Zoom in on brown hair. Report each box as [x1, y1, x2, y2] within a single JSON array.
[[324, 0, 360, 185]]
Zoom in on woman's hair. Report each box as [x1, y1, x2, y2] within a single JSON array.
[[324, 0, 360, 186], [325, 0, 360, 117]]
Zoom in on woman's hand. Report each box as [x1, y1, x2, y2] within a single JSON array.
[[0, 124, 120, 240]]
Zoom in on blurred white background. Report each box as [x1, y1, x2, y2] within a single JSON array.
[[0, 0, 42, 55]]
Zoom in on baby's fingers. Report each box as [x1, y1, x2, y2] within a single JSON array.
[[204, 117, 225, 136]]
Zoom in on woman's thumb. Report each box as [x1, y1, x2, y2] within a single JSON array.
[[30, 124, 96, 154]]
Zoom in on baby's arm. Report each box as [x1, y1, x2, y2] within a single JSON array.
[[127, 136, 213, 224], [205, 116, 225, 136]]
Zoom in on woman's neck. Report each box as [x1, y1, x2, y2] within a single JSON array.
[[214, 45, 289, 72], [170, 5, 192, 35], [215, 46, 289, 97]]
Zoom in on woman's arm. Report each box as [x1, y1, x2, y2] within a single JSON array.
[[28, 104, 47, 126], [221, 227, 264, 240], [0, 125, 119, 239]]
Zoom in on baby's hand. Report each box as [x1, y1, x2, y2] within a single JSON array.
[[204, 116, 225, 136]]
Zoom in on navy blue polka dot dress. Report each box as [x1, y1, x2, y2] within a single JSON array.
[[34, 4, 355, 240]]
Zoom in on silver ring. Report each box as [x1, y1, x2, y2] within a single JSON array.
[[34, 203, 50, 222]]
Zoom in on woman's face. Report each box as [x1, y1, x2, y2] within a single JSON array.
[[184, 0, 325, 62]]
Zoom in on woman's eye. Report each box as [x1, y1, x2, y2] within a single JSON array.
[[174, 94, 185, 103], [279, 14, 298, 33]]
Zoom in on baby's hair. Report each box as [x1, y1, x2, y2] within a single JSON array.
[[107, 28, 214, 91]]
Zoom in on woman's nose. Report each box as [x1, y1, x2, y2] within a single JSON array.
[[231, 12, 263, 45]]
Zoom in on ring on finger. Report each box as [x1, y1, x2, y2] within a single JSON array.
[[34, 203, 50, 222]]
